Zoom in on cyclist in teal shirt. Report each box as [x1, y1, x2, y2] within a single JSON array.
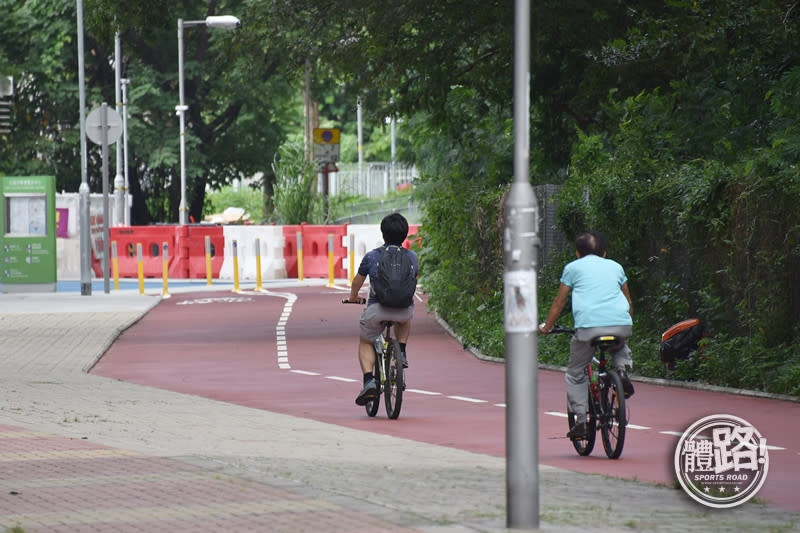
[[539, 232, 634, 440]]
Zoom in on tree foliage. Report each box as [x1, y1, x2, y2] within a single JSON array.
[[552, 2, 800, 392], [1, 0, 96, 188]]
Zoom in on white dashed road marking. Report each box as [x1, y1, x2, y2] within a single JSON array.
[[290, 370, 319, 376], [406, 389, 442, 396], [326, 376, 358, 383], [269, 287, 791, 453], [252, 290, 297, 369], [658, 430, 785, 451], [447, 395, 488, 404]]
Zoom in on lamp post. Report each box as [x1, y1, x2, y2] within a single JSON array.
[[177, 15, 240, 225]]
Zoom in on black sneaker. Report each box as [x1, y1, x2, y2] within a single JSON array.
[[355, 379, 378, 406], [566, 422, 587, 440], [618, 369, 635, 399], [400, 351, 408, 368]]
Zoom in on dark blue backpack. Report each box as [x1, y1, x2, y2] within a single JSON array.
[[372, 245, 416, 307]]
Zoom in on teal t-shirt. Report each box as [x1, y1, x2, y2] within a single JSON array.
[[560, 254, 632, 328]]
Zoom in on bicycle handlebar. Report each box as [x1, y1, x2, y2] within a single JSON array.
[[549, 324, 575, 334], [342, 297, 367, 305]]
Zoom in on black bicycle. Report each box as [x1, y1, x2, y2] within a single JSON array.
[[551, 325, 627, 459], [343, 299, 405, 419]]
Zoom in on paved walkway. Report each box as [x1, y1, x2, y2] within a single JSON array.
[[0, 285, 798, 532]]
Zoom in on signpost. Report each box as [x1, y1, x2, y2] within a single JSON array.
[[313, 128, 340, 164], [86, 103, 123, 293], [313, 128, 340, 221]]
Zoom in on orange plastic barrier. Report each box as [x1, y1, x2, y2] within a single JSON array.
[[91, 225, 225, 279], [92, 226, 175, 278], [281, 224, 348, 278]]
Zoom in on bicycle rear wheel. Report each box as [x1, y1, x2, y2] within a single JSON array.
[[600, 370, 627, 459], [364, 366, 380, 417], [383, 337, 404, 419], [568, 396, 597, 456]]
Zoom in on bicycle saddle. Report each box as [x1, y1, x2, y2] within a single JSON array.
[[591, 335, 623, 350]]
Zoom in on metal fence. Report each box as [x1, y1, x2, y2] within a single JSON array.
[[534, 184, 569, 267], [331, 197, 421, 225], [319, 162, 418, 198]]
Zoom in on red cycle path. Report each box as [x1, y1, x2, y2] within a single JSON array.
[[92, 286, 800, 512]]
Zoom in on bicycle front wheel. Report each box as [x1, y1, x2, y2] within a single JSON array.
[[383, 337, 404, 419], [600, 370, 627, 459]]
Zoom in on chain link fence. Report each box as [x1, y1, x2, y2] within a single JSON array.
[[534, 184, 569, 267]]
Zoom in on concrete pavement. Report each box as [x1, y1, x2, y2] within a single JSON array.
[[0, 283, 798, 532]]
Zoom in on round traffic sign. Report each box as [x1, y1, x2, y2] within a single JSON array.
[[86, 105, 123, 145]]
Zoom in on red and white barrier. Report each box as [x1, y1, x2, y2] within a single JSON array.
[[63, 222, 421, 283]]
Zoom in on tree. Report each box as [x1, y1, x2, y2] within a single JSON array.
[[0, 0, 94, 187]]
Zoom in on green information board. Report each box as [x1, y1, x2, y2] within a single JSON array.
[[0, 175, 57, 292]]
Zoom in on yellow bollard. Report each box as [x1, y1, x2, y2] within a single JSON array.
[[111, 241, 120, 291], [205, 235, 213, 286], [255, 238, 263, 291], [296, 232, 304, 281], [348, 234, 355, 286], [327, 233, 335, 287], [161, 242, 170, 297], [137, 243, 144, 295], [232, 239, 240, 292]]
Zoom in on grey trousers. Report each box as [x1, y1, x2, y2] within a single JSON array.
[[566, 325, 633, 422]]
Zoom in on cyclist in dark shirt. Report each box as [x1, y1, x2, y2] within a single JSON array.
[[345, 213, 419, 406]]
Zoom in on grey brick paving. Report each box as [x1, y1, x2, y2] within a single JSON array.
[[0, 288, 798, 532]]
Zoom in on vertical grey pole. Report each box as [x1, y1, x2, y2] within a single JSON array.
[[77, 0, 92, 296], [101, 103, 111, 294], [357, 97, 364, 193], [121, 78, 130, 225], [390, 116, 396, 189], [304, 58, 312, 161], [113, 32, 124, 226], [505, 0, 540, 529], [177, 18, 188, 225]]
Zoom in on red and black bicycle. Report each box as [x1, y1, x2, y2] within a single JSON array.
[[551, 325, 628, 459]]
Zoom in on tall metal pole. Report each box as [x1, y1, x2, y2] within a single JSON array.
[[113, 32, 124, 226], [390, 116, 396, 189], [77, 0, 92, 296], [175, 16, 239, 224], [505, 0, 540, 529], [357, 97, 364, 193], [100, 103, 111, 294], [177, 18, 188, 225], [304, 58, 312, 161], [121, 78, 130, 225]]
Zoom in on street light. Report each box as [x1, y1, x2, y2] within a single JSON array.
[[177, 15, 240, 225]]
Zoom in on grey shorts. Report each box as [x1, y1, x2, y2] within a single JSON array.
[[360, 303, 414, 341]]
